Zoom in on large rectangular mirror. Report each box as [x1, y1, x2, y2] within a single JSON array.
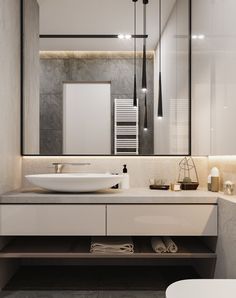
[[22, 0, 190, 155]]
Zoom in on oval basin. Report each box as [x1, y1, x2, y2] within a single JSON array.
[[26, 173, 124, 193]]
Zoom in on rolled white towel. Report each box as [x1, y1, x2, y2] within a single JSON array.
[[151, 237, 167, 253], [163, 236, 178, 253], [90, 247, 134, 255]]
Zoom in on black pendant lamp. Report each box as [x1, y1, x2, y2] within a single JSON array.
[[157, 0, 163, 118], [142, 0, 148, 93], [144, 93, 148, 130], [133, 0, 138, 106]]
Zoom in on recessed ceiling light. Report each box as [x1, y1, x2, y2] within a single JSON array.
[[198, 34, 205, 39], [125, 34, 132, 40], [118, 34, 132, 40], [118, 34, 125, 39], [192, 34, 205, 40]]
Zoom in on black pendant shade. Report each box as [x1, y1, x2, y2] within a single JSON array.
[[158, 72, 163, 117], [157, 0, 163, 118], [133, 0, 138, 106], [142, 43, 147, 92], [144, 93, 148, 130], [142, 0, 148, 92], [133, 74, 137, 106]]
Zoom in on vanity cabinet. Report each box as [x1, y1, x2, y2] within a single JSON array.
[[107, 205, 217, 236], [0, 203, 217, 236], [0, 193, 219, 282], [0, 205, 106, 236]]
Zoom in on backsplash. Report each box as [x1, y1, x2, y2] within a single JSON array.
[[22, 156, 209, 189]]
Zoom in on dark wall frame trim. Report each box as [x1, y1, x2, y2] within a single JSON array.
[[21, 0, 192, 157], [188, 0, 192, 155], [20, 0, 24, 155]]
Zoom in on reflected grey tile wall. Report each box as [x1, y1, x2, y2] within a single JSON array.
[[40, 129, 63, 155], [40, 94, 62, 130], [40, 59, 70, 94], [40, 57, 154, 155]]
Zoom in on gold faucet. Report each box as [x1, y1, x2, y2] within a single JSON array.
[[52, 162, 91, 174]]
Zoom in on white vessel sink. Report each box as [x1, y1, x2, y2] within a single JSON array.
[[26, 173, 123, 193]]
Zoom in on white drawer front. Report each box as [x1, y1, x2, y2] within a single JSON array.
[[107, 205, 217, 236], [0, 205, 106, 236]]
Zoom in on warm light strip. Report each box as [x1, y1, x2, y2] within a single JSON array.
[[22, 156, 208, 160], [39, 51, 154, 59], [208, 156, 236, 160]]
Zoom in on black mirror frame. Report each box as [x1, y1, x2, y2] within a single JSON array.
[[20, 0, 192, 157]]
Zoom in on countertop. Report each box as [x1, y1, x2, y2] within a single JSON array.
[[0, 188, 222, 204]]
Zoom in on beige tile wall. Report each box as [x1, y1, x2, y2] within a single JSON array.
[[22, 156, 236, 191], [22, 156, 208, 189]]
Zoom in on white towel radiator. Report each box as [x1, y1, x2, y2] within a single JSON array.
[[114, 98, 139, 155]]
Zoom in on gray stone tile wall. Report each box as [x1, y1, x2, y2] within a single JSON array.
[[40, 57, 154, 155], [215, 197, 236, 278]]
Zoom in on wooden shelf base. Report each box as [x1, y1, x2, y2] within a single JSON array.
[[0, 237, 216, 259]]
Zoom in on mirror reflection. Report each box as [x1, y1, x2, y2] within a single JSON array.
[[23, 0, 190, 155]]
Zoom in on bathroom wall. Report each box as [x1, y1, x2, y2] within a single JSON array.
[[22, 156, 208, 189], [154, 0, 189, 155], [0, 0, 21, 194], [23, 0, 40, 154], [215, 197, 236, 278], [208, 157, 236, 278], [22, 156, 236, 192], [192, 0, 236, 155], [192, 0, 236, 275], [39, 52, 154, 155]]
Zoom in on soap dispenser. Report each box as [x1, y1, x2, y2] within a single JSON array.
[[121, 164, 130, 189]]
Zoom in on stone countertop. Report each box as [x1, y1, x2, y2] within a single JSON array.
[[0, 188, 220, 204]]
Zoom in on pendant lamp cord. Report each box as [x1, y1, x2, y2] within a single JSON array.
[[143, 3, 146, 47], [159, 0, 161, 72], [142, 0, 148, 91], [133, 0, 138, 106], [134, 1, 137, 79]]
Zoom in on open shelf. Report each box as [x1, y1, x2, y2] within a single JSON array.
[[0, 237, 216, 259], [4, 265, 200, 291]]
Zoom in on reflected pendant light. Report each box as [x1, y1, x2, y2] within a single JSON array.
[[144, 93, 148, 130], [142, 0, 148, 92], [133, 0, 138, 106], [157, 0, 163, 118]]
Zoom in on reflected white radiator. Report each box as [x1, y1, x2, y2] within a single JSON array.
[[114, 98, 139, 155]]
